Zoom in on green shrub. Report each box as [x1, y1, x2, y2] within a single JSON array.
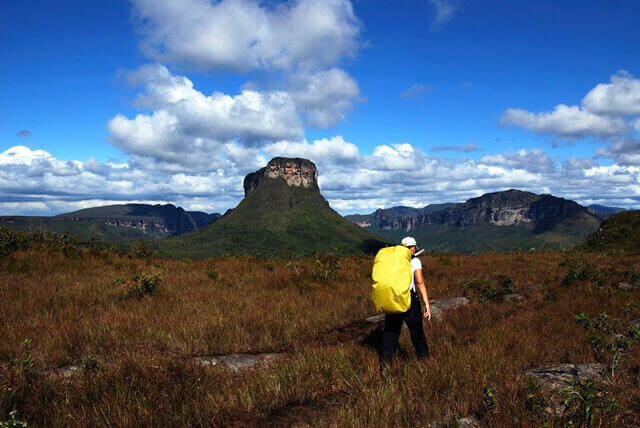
[[206, 269, 219, 280], [0, 227, 80, 258], [312, 258, 340, 280], [524, 379, 547, 415], [1, 410, 27, 428], [561, 257, 612, 287], [559, 380, 619, 425], [122, 271, 163, 297], [462, 275, 513, 302], [574, 312, 630, 356], [126, 242, 156, 259], [482, 385, 498, 415], [111, 278, 125, 286], [80, 355, 101, 373], [574, 311, 638, 376], [12, 339, 35, 381]]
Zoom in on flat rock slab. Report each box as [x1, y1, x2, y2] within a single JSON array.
[[525, 363, 607, 389], [43, 365, 81, 379], [618, 282, 635, 290], [365, 314, 385, 323], [505, 293, 524, 302], [519, 283, 542, 296], [430, 297, 471, 320], [192, 353, 282, 372], [430, 416, 482, 427]]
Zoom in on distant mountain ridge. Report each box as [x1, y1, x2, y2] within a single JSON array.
[[588, 204, 627, 216], [154, 157, 387, 258], [346, 189, 603, 252], [0, 204, 220, 242]]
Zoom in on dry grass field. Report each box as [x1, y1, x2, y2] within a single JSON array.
[[2, 233, 640, 425]]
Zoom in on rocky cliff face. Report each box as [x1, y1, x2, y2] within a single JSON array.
[[56, 204, 220, 235], [367, 189, 598, 230], [243, 157, 319, 197]]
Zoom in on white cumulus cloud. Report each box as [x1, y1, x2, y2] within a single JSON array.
[[582, 71, 640, 116], [3, 143, 640, 215], [480, 149, 556, 173], [131, 0, 361, 73], [108, 64, 302, 171], [500, 71, 640, 146], [264, 136, 360, 165], [501, 104, 629, 140], [289, 68, 360, 128]]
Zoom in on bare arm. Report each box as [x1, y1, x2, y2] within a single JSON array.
[[414, 268, 431, 320]]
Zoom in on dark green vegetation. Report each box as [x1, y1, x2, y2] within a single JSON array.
[[0, 204, 219, 242], [348, 190, 603, 253], [154, 176, 387, 258], [582, 210, 640, 253], [364, 214, 600, 253]]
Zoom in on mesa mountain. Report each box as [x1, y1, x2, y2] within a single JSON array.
[[0, 204, 220, 242], [346, 189, 606, 253], [153, 158, 388, 258]]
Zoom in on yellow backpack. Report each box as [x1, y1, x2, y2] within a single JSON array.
[[371, 245, 412, 313]]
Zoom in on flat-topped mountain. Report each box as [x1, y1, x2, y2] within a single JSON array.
[[0, 204, 220, 242], [347, 189, 603, 253], [155, 157, 387, 258], [243, 157, 319, 197]]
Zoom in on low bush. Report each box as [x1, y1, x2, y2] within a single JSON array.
[[12, 339, 35, 382], [206, 269, 219, 280], [312, 258, 340, 280], [559, 380, 619, 425], [524, 379, 547, 415], [574, 312, 629, 356], [0, 227, 80, 258], [561, 257, 612, 287], [126, 242, 156, 259], [462, 274, 513, 302], [1, 411, 27, 428], [482, 385, 498, 415], [122, 271, 163, 297]]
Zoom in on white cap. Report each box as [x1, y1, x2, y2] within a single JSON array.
[[401, 236, 417, 247]]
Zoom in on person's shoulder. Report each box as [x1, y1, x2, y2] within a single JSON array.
[[411, 257, 422, 269]]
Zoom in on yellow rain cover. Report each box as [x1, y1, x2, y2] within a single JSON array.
[[371, 245, 412, 313]]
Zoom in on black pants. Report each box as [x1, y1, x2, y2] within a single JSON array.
[[380, 291, 429, 364]]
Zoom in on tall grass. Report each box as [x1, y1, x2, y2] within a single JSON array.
[[1, 237, 640, 425]]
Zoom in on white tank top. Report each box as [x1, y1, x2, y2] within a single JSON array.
[[410, 257, 422, 292]]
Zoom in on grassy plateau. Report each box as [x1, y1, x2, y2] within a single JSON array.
[[2, 229, 640, 425]]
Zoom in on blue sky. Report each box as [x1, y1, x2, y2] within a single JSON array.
[[2, 0, 640, 215]]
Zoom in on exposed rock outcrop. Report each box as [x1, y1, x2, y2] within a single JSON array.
[[368, 189, 599, 231], [429, 297, 471, 320], [42, 365, 81, 379], [192, 353, 283, 372], [430, 416, 482, 427], [525, 363, 607, 388], [243, 157, 319, 197]]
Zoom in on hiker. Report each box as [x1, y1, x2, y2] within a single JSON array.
[[380, 236, 431, 365]]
